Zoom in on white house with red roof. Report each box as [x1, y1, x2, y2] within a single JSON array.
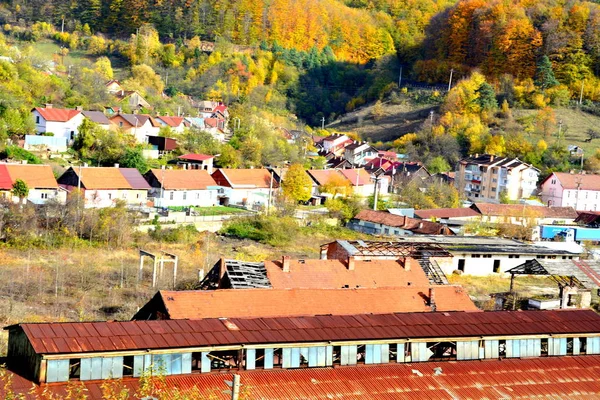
[[155, 115, 190, 134], [321, 134, 353, 156], [176, 154, 214, 174], [541, 172, 600, 211], [32, 105, 84, 140], [0, 164, 65, 205], [212, 168, 277, 209], [144, 168, 219, 208]]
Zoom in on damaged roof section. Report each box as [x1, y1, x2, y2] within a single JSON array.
[[198, 259, 271, 290]]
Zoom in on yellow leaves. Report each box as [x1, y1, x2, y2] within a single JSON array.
[[531, 93, 547, 109], [392, 133, 417, 149], [484, 135, 505, 156], [536, 139, 548, 153]]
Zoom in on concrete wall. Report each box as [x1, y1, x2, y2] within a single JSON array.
[[435, 253, 578, 276], [151, 188, 218, 208], [81, 188, 148, 208]]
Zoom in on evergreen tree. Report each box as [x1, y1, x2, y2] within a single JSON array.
[[475, 82, 498, 111], [535, 55, 559, 90]]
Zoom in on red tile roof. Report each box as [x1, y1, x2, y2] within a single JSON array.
[[471, 203, 578, 219], [414, 207, 481, 219], [148, 168, 217, 190], [152, 286, 476, 319], [8, 356, 600, 399], [213, 169, 275, 188], [306, 169, 347, 186], [264, 258, 430, 288], [157, 115, 186, 127], [34, 107, 81, 122], [178, 153, 214, 161], [549, 172, 600, 191], [0, 164, 58, 189], [339, 168, 372, 186], [353, 210, 454, 235], [63, 167, 150, 190], [11, 309, 600, 355]]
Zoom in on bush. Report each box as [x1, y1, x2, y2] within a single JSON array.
[[149, 224, 200, 243], [220, 215, 300, 246], [1, 146, 42, 164]]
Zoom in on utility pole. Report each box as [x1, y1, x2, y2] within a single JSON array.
[[581, 150, 584, 173], [580, 80, 585, 105], [398, 65, 402, 89], [321, 116, 325, 130], [557, 120, 563, 139], [372, 175, 381, 210], [165, 71, 169, 87], [61, 17, 65, 34], [448, 69, 454, 92], [267, 169, 274, 215]]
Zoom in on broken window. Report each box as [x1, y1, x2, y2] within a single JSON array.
[[431, 341, 458, 360]]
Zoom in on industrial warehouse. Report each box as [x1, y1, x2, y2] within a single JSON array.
[[3, 237, 600, 399]]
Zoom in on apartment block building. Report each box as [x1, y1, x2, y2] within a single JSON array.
[[456, 154, 539, 201]]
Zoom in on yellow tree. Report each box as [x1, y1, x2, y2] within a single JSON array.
[[282, 164, 313, 202]]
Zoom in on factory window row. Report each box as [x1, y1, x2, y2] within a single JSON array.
[[44, 336, 600, 383]]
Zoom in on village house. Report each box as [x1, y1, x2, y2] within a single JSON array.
[[340, 168, 388, 197], [414, 207, 481, 233], [6, 309, 600, 398], [0, 164, 65, 205], [57, 166, 150, 208], [306, 169, 350, 199], [109, 113, 161, 143], [455, 154, 539, 201], [319, 133, 353, 156], [211, 168, 277, 209], [144, 168, 219, 208], [155, 115, 190, 134], [176, 154, 214, 173], [31, 105, 84, 141], [348, 209, 455, 237], [540, 172, 600, 211], [343, 141, 378, 166], [104, 80, 123, 94], [146, 136, 178, 158], [113, 89, 151, 111]]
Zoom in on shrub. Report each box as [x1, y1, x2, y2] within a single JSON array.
[[1, 146, 42, 164], [220, 215, 300, 246]]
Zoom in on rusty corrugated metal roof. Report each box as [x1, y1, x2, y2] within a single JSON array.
[[9, 309, 600, 355], [8, 356, 600, 399]]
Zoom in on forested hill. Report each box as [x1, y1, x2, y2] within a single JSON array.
[[3, 0, 396, 63]]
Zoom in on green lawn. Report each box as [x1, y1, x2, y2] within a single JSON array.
[[514, 107, 600, 156], [31, 40, 91, 65], [167, 206, 248, 215]]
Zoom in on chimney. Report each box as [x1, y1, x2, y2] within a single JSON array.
[[45, 103, 53, 109], [21, 160, 27, 165], [114, 163, 119, 168], [83, 162, 88, 168], [75, 106, 83, 111], [490, 155, 494, 161], [428, 287, 437, 311], [219, 258, 227, 280], [282, 256, 290, 272], [121, 90, 124, 96], [348, 256, 355, 271], [475, 153, 479, 158]]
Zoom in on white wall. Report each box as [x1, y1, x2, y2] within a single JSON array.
[[435, 253, 578, 276], [151, 188, 218, 208], [561, 189, 600, 211], [222, 187, 274, 208], [33, 111, 84, 140], [84, 189, 148, 208]]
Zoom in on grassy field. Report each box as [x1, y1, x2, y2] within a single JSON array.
[[511, 107, 600, 156], [31, 40, 90, 65]]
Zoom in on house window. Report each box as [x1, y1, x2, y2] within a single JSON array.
[[36, 116, 40, 124], [183, 192, 187, 200], [196, 193, 200, 199], [119, 121, 123, 127], [108, 193, 112, 200], [41, 193, 48, 199], [551, 179, 556, 184], [169, 192, 174, 200]]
